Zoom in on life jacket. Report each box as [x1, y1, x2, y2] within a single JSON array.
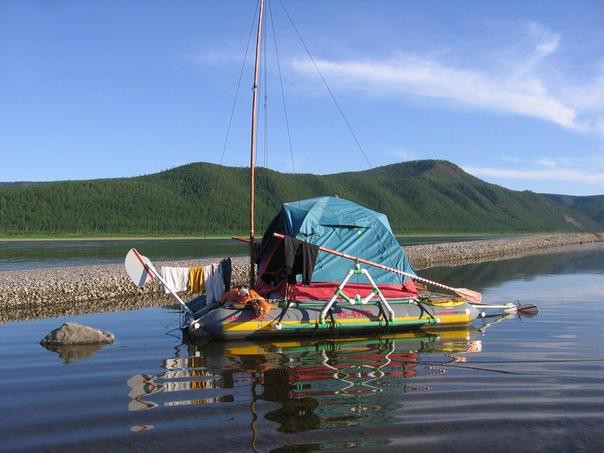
[[220, 288, 272, 318]]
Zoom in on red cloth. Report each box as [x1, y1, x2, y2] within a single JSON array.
[[256, 279, 418, 300]]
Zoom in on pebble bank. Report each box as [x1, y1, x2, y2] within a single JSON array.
[[0, 232, 600, 322]]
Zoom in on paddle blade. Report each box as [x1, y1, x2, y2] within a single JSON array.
[[517, 304, 539, 316], [454, 288, 482, 303], [125, 248, 156, 287]]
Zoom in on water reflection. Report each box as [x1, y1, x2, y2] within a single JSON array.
[[42, 342, 110, 364], [0, 238, 248, 270], [127, 328, 486, 435], [0, 235, 504, 271], [424, 242, 604, 292]]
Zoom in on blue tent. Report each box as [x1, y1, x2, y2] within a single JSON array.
[[257, 196, 416, 285]]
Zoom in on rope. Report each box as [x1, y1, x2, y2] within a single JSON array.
[[219, 0, 260, 165], [278, 0, 373, 169]]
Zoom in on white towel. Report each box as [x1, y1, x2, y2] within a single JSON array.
[[204, 263, 224, 303], [160, 266, 189, 294]]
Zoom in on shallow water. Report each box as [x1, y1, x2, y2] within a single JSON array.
[[0, 244, 603, 452], [0, 235, 502, 271]]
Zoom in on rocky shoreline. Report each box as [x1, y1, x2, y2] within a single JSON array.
[[0, 232, 601, 322]]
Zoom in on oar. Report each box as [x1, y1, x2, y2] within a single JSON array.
[[274, 233, 482, 303], [124, 248, 193, 316], [470, 301, 539, 315], [232, 234, 482, 302]]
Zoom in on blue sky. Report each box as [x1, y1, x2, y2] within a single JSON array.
[[1, 0, 603, 195]]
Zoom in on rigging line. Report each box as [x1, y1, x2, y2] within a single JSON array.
[[268, 0, 296, 174], [278, 0, 372, 169], [219, 0, 260, 165]]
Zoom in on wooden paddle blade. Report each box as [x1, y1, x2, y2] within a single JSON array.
[[125, 248, 155, 287], [517, 304, 539, 316], [454, 287, 482, 303]]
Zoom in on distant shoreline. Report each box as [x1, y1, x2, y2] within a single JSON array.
[[0, 232, 601, 323], [0, 231, 557, 242], [0, 235, 236, 242]]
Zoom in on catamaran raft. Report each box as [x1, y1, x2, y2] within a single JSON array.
[[123, 196, 535, 340]]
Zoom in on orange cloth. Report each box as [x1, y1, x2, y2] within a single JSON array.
[[188, 266, 205, 294], [221, 288, 272, 318]]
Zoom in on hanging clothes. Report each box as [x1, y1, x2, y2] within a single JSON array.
[[221, 257, 232, 291], [188, 266, 205, 294], [282, 236, 319, 285], [204, 263, 224, 303], [300, 241, 319, 285], [160, 266, 188, 294], [210, 263, 224, 302], [202, 264, 213, 302]]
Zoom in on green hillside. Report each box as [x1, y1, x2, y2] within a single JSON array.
[[543, 193, 604, 226], [0, 160, 599, 235]]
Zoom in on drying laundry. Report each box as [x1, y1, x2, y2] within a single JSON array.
[[160, 266, 188, 294], [188, 266, 205, 294], [204, 263, 224, 304]]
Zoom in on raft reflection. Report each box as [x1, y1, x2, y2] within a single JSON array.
[[127, 329, 483, 432]]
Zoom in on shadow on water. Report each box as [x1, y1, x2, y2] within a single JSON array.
[[126, 328, 485, 450]]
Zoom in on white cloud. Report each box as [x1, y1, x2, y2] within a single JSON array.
[[293, 56, 579, 130], [386, 148, 418, 161], [463, 166, 604, 186], [499, 154, 604, 170], [564, 72, 604, 113], [527, 21, 560, 59], [465, 153, 604, 190], [290, 22, 604, 137], [534, 158, 558, 168], [501, 155, 522, 163]]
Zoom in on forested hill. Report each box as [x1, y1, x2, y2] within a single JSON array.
[[542, 193, 604, 227], [0, 160, 600, 235]]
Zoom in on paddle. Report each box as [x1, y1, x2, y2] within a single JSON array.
[[471, 301, 539, 316], [276, 233, 482, 303], [516, 303, 539, 315], [124, 248, 193, 315], [231, 234, 482, 302]]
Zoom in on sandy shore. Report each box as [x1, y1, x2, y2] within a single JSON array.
[[0, 232, 600, 322]]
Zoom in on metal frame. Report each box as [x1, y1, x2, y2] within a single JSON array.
[[319, 262, 395, 324]]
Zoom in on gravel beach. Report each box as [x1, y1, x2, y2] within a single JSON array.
[[0, 232, 600, 322]]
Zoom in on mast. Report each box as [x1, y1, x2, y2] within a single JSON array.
[[248, 0, 265, 286]]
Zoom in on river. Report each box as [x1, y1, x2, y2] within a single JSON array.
[[0, 243, 602, 451], [0, 236, 504, 271]]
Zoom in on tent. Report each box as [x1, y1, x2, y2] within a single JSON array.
[[256, 197, 418, 299]]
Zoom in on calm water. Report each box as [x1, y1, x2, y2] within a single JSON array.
[[0, 236, 503, 271], [0, 244, 603, 451]]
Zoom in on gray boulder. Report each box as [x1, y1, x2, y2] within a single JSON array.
[[40, 322, 115, 346]]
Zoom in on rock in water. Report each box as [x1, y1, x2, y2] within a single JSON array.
[[40, 322, 115, 346]]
